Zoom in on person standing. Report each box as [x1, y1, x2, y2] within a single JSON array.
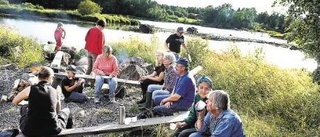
[[12, 66, 72, 137], [61, 65, 87, 103], [84, 19, 106, 75], [54, 22, 66, 51], [93, 45, 119, 103], [189, 90, 245, 137], [164, 27, 190, 59]]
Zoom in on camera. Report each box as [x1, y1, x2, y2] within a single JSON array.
[[74, 78, 79, 81], [195, 100, 206, 112]]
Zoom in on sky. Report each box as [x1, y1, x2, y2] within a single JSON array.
[[154, 0, 287, 14]]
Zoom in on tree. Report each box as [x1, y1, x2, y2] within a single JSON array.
[[276, 0, 320, 62], [77, 0, 101, 15]]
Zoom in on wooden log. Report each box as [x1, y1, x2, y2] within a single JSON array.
[[58, 111, 189, 136]]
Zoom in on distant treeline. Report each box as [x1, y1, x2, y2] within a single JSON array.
[[8, 0, 290, 33]]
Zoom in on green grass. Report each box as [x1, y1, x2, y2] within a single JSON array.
[[112, 37, 320, 136], [0, 25, 44, 67]]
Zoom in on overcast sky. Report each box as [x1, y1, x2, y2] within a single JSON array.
[[153, 0, 287, 13]]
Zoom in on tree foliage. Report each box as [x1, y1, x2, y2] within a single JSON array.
[[276, 0, 320, 62], [77, 0, 101, 15]]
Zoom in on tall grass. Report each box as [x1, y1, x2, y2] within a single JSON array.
[[0, 25, 43, 67], [113, 37, 320, 136]]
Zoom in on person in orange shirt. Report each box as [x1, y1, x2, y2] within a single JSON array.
[[84, 19, 106, 75], [54, 22, 66, 51], [93, 45, 119, 103]]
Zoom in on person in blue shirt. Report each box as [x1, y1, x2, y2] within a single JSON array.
[[153, 58, 196, 116], [189, 90, 245, 137]]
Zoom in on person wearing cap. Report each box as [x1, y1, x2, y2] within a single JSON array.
[[93, 45, 119, 103], [173, 76, 214, 137], [54, 22, 66, 51], [189, 90, 245, 137], [84, 19, 106, 75], [164, 27, 189, 59], [61, 65, 87, 103], [12, 66, 73, 137], [152, 58, 196, 116]]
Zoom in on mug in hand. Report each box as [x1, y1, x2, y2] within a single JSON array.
[[195, 100, 206, 112]]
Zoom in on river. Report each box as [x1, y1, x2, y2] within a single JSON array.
[[0, 17, 317, 71]]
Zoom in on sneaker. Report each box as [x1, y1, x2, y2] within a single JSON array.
[[94, 97, 100, 104]]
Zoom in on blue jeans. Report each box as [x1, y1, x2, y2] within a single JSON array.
[[68, 92, 87, 103], [153, 94, 170, 106], [189, 132, 209, 137], [94, 75, 117, 98], [152, 89, 170, 100], [153, 101, 189, 116], [147, 84, 162, 94]]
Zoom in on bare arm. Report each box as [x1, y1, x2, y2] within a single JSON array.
[[161, 93, 181, 104], [56, 86, 62, 112], [62, 28, 66, 39], [182, 43, 189, 53], [146, 71, 164, 82], [164, 42, 169, 51], [12, 86, 30, 106]]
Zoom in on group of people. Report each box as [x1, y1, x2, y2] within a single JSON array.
[[11, 19, 245, 137]]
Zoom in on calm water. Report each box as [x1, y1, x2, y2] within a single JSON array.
[[0, 18, 317, 71]]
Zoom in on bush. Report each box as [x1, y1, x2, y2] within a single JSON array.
[[77, 0, 101, 15], [0, 25, 43, 67], [0, 0, 9, 5]]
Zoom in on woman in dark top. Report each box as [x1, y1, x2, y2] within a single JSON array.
[[137, 50, 165, 105], [13, 66, 72, 137]]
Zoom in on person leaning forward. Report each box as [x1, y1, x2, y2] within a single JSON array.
[[189, 90, 246, 137], [164, 27, 190, 59], [12, 66, 73, 137], [93, 45, 119, 104]]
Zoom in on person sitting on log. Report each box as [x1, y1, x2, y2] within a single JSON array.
[[140, 52, 178, 109], [61, 65, 87, 103], [93, 45, 119, 103], [12, 66, 73, 137], [173, 76, 214, 137], [137, 50, 165, 106], [152, 58, 196, 116]]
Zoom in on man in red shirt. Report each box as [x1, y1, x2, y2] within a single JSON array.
[[84, 19, 106, 75]]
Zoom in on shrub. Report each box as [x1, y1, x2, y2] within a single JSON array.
[[0, 25, 43, 67], [0, 0, 9, 5], [77, 0, 101, 15]]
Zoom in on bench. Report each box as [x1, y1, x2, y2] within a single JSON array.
[[57, 111, 189, 136], [53, 73, 140, 85]]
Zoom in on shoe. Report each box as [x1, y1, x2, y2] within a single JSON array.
[[138, 102, 146, 107], [94, 97, 100, 104], [137, 99, 145, 104]]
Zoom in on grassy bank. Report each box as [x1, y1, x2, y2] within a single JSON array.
[[0, 4, 139, 25], [0, 25, 43, 67], [1, 22, 319, 135], [111, 37, 320, 136]]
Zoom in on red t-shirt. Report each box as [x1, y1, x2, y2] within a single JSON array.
[[84, 27, 105, 55]]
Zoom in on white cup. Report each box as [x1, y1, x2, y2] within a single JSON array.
[[124, 118, 131, 125], [131, 116, 137, 122], [169, 123, 176, 130]]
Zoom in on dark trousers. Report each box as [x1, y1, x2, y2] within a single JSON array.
[[86, 51, 98, 75], [20, 106, 72, 136], [172, 124, 196, 137], [140, 79, 162, 97]]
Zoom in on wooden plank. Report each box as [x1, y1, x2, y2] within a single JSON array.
[[54, 73, 140, 85], [58, 111, 189, 136], [50, 51, 64, 69]]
